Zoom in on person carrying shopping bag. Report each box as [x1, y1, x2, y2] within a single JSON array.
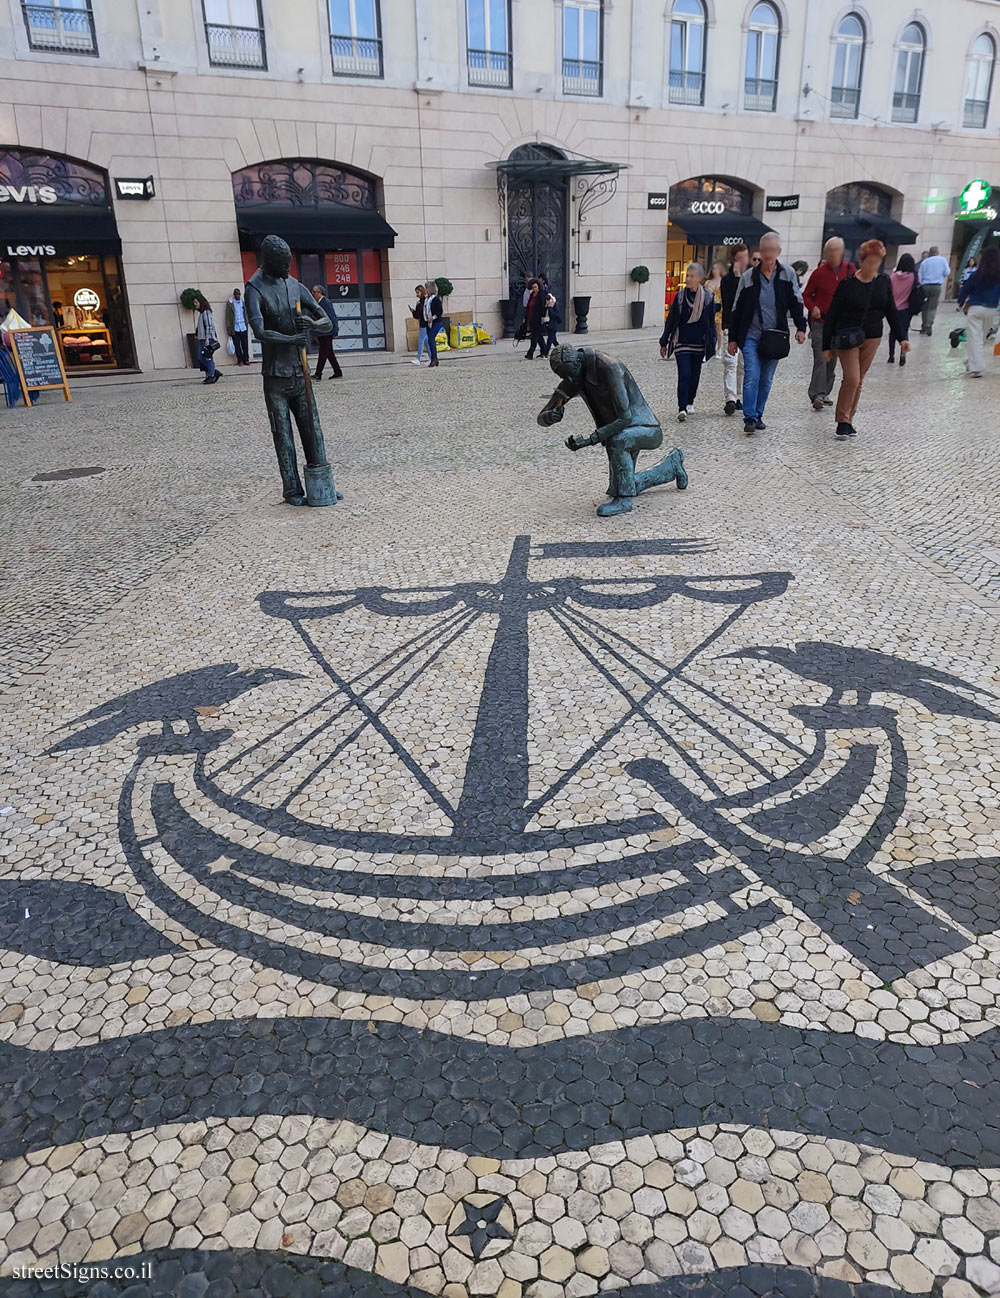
[[659, 263, 716, 422], [194, 294, 222, 384]]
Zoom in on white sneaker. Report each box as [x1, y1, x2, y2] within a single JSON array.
[[677, 410, 687, 422], [411, 358, 421, 366], [686, 406, 695, 414]]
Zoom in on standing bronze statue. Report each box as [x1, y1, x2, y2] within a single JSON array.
[[245, 235, 340, 507], [537, 345, 687, 516]]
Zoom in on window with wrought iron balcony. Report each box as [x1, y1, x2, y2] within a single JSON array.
[[22, 0, 97, 56], [467, 0, 511, 88], [668, 0, 705, 106], [203, 0, 267, 71], [330, 0, 383, 77], [744, 2, 779, 112], [562, 1, 602, 96]]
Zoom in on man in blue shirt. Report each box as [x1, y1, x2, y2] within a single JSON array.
[[917, 246, 951, 336], [311, 285, 344, 379], [225, 288, 250, 365]]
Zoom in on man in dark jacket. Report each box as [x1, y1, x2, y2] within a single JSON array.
[[311, 285, 343, 379], [719, 244, 748, 415], [728, 232, 807, 436]]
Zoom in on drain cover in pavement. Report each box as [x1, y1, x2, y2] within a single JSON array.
[[31, 466, 106, 482]]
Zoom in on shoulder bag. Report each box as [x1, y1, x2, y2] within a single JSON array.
[[755, 270, 791, 359], [908, 280, 926, 313], [832, 277, 875, 351]]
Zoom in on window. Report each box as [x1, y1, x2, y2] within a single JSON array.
[[964, 34, 995, 128], [21, 0, 96, 55], [467, 0, 512, 88], [329, 0, 382, 77], [563, 1, 603, 96], [203, 0, 266, 70], [669, 0, 706, 106], [745, 3, 779, 112], [831, 13, 864, 119], [892, 23, 924, 123]]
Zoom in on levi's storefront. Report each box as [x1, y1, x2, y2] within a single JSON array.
[[233, 159, 397, 353], [0, 148, 135, 370], [664, 177, 770, 310]]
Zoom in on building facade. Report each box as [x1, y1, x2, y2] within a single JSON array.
[[1, 0, 999, 372]]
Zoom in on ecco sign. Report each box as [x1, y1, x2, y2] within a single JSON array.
[[647, 192, 668, 209], [722, 236, 745, 245], [690, 200, 725, 214], [0, 185, 58, 204]]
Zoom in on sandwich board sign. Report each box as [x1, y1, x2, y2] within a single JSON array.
[[8, 326, 71, 405]]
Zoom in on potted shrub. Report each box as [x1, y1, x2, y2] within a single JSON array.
[[180, 287, 201, 366], [629, 266, 650, 329]]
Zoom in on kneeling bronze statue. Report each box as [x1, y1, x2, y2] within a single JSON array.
[[537, 345, 687, 517]]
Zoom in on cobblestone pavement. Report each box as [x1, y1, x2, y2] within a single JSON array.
[[1, 326, 999, 1297]]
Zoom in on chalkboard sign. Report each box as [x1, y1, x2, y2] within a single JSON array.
[[8, 326, 71, 405]]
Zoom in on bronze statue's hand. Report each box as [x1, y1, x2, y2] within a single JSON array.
[[538, 406, 564, 428], [565, 434, 588, 452], [290, 332, 309, 347]]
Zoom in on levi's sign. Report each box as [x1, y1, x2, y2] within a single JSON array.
[[7, 244, 56, 257], [0, 185, 58, 204], [114, 176, 155, 200], [766, 194, 800, 211]]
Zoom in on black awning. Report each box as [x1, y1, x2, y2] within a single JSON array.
[[824, 215, 918, 246], [0, 207, 121, 255], [669, 213, 773, 245], [489, 156, 627, 182], [237, 206, 397, 251]]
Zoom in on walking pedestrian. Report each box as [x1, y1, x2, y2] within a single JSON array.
[[524, 279, 550, 359], [823, 239, 907, 439], [707, 260, 726, 351], [423, 281, 444, 368], [411, 285, 429, 366], [802, 237, 855, 410], [728, 231, 807, 436], [961, 256, 979, 286], [720, 244, 748, 415], [957, 244, 1000, 377], [887, 253, 921, 365], [194, 294, 222, 384], [659, 262, 716, 421], [917, 245, 951, 335], [311, 285, 343, 379], [543, 290, 562, 354], [225, 287, 250, 365]]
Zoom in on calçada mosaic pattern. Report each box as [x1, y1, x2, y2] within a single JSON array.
[[2, 533, 1000, 1297]]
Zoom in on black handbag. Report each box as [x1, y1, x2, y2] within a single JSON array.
[[832, 325, 865, 351], [203, 336, 220, 355], [758, 329, 790, 360], [908, 281, 926, 313]]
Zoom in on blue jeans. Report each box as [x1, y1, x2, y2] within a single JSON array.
[[675, 351, 703, 410], [426, 320, 442, 363], [198, 343, 217, 379], [416, 327, 430, 361], [741, 336, 779, 421]]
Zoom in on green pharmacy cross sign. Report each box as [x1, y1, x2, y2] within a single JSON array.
[[958, 178, 994, 220]]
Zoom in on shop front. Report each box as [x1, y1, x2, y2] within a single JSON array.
[[950, 179, 1000, 276], [664, 177, 769, 311], [0, 148, 135, 370], [233, 160, 396, 353], [824, 183, 917, 266]]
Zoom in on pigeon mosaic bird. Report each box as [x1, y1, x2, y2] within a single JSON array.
[[48, 663, 302, 752], [724, 641, 1000, 725]]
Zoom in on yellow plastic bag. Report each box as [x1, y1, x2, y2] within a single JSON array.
[[434, 331, 451, 352], [473, 323, 495, 344], [449, 324, 477, 349]]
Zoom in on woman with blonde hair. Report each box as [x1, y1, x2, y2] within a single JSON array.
[[707, 259, 726, 349], [823, 239, 907, 438], [659, 262, 716, 421]]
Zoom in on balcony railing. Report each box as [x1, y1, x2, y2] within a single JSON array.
[[468, 48, 512, 88], [563, 58, 602, 96], [891, 91, 920, 123], [22, 2, 97, 54], [830, 85, 860, 119], [330, 33, 383, 77], [668, 69, 704, 106], [205, 22, 266, 70], [744, 76, 777, 112], [963, 97, 989, 129]]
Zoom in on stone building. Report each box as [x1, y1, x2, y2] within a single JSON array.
[[1, 0, 999, 371]]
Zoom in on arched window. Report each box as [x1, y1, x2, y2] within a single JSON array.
[[831, 13, 865, 118], [669, 0, 706, 106], [745, 3, 780, 112], [892, 22, 925, 123], [964, 34, 995, 128], [563, 0, 603, 95]]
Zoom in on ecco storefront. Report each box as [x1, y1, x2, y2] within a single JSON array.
[[0, 148, 135, 371], [663, 177, 770, 311]]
